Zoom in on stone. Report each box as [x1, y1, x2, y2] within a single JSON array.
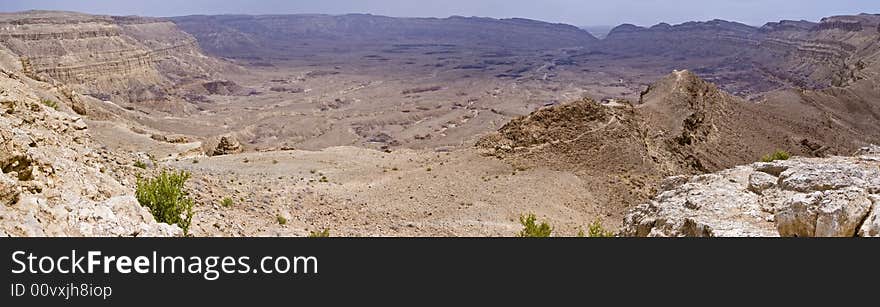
[[659, 175, 689, 192], [213, 135, 242, 156], [776, 188, 872, 237], [622, 166, 777, 237], [748, 171, 777, 194], [70, 117, 87, 130], [857, 195, 880, 237], [0, 173, 19, 205], [775, 193, 821, 237], [779, 162, 874, 193], [754, 161, 789, 177]]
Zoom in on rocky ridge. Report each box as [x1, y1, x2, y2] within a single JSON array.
[[478, 69, 880, 223], [598, 14, 880, 95], [171, 14, 597, 59]]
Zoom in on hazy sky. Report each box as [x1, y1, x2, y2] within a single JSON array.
[[2, 0, 880, 26]]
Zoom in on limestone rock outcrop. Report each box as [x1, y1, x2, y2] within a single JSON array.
[[212, 135, 242, 156], [623, 146, 880, 237], [0, 63, 181, 237]]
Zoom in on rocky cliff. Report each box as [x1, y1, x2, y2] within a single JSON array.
[[0, 11, 237, 108], [756, 14, 880, 89], [601, 20, 760, 58], [600, 15, 880, 91]]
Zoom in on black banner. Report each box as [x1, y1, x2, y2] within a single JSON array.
[[1, 238, 876, 305]]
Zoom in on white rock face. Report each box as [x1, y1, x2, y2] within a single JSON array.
[[779, 162, 872, 193], [0, 69, 181, 237], [776, 188, 872, 237], [622, 167, 779, 237], [623, 145, 880, 237]]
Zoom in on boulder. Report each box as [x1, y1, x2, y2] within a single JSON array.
[[857, 195, 880, 237], [754, 161, 790, 177], [748, 171, 778, 194], [0, 173, 19, 205], [213, 135, 242, 156], [775, 188, 872, 237]]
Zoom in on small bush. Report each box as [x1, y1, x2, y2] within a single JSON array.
[[221, 197, 233, 207], [517, 214, 552, 237], [761, 151, 791, 162], [41, 99, 58, 110], [309, 229, 330, 237], [136, 170, 194, 235], [587, 220, 614, 237], [133, 161, 147, 169], [276, 215, 287, 225]]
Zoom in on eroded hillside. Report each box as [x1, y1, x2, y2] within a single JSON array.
[[0, 10, 242, 112], [0, 63, 179, 236]]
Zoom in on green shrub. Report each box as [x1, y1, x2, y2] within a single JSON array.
[[761, 151, 791, 162], [587, 220, 614, 237], [276, 214, 287, 225], [135, 170, 194, 235], [133, 161, 147, 169], [221, 197, 233, 207], [41, 99, 58, 110], [517, 214, 552, 237], [309, 229, 330, 237]]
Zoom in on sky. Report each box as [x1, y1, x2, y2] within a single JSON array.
[[2, 0, 880, 27]]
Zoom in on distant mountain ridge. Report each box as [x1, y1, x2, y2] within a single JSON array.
[[170, 14, 597, 59]]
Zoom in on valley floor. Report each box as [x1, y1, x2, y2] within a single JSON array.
[[163, 147, 613, 237]]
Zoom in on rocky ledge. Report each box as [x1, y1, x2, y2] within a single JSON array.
[[0, 69, 181, 237], [623, 146, 880, 237]]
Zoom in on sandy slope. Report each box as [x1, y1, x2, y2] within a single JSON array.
[[165, 147, 606, 237]]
